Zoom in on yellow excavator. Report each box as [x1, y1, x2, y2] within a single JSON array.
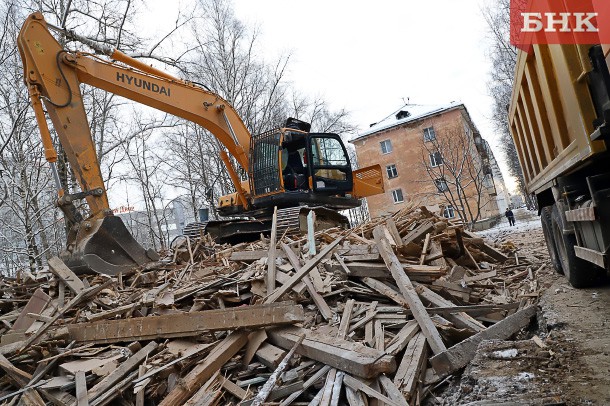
[[18, 12, 384, 275]]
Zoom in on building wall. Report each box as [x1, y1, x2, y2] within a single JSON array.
[[352, 106, 501, 222]]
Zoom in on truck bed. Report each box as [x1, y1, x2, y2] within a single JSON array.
[[509, 44, 608, 195]]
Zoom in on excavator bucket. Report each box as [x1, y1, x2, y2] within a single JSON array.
[[61, 216, 159, 275]]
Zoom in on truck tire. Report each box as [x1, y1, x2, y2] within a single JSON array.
[[541, 206, 563, 274], [551, 205, 600, 288]]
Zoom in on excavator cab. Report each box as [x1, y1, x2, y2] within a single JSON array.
[[249, 118, 359, 211]]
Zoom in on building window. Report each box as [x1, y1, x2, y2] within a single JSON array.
[[380, 140, 392, 154], [435, 178, 448, 192], [386, 164, 398, 179], [429, 151, 443, 167], [391, 189, 404, 204], [443, 205, 455, 219], [423, 127, 436, 142]]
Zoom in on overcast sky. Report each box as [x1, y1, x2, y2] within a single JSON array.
[[229, 0, 512, 187], [145, 0, 514, 191]]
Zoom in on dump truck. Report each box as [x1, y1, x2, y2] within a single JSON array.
[[18, 12, 384, 275], [509, 42, 610, 288]]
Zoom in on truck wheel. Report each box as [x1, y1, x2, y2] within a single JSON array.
[[541, 206, 563, 274], [551, 205, 599, 288]]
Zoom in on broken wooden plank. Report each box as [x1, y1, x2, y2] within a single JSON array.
[[373, 226, 446, 355], [265, 235, 345, 304], [361, 277, 409, 308], [281, 243, 333, 320], [221, 377, 249, 400], [75, 371, 88, 406], [335, 262, 446, 281], [19, 280, 114, 353], [48, 257, 85, 294], [430, 305, 537, 377], [268, 326, 395, 379], [378, 375, 409, 406], [86, 341, 158, 404], [414, 283, 485, 332], [244, 329, 268, 366], [229, 250, 286, 262], [462, 229, 509, 262], [394, 332, 428, 400], [337, 299, 355, 339], [56, 303, 303, 345], [255, 343, 287, 370], [276, 270, 307, 295], [402, 221, 434, 245], [384, 320, 419, 356], [10, 288, 51, 332], [419, 233, 431, 265], [250, 334, 305, 406], [160, 331, 248, 406], [342, 375, 403, 406]]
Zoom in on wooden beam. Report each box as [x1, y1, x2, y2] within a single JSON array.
[[373, 226, 446, 355], [430, 305, 537, 377], [48, 257, 85, 294], [265, 234, 345, 303], [268, 326, 395, 379], [57, 303, 303, 345], [337, 262, 445, 281], [160, 331, 248, 406]]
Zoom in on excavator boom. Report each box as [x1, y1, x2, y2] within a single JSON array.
[[18, 12, 384, 275]]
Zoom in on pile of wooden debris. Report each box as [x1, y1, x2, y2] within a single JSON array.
[[0, 205, 544, 405]]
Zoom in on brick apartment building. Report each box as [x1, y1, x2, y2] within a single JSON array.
[[351, 102, 506, 222]]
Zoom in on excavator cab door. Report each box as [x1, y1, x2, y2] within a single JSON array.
[[307, 134, 353, 195]]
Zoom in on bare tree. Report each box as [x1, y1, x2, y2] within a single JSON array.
[[482, 0, 534, 208], [418, 124, 495, 229]]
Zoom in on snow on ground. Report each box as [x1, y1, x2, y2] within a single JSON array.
[[476, 208, 541, 239]]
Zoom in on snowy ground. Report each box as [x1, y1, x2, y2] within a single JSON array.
[[476, 208, 541, 239]]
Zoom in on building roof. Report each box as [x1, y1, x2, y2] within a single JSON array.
[[351, 101, 464, 142]]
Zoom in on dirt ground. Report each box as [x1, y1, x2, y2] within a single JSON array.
[[437, 209, 610, 405]]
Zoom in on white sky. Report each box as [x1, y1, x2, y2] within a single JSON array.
[[143, 0, 516, 192], [230, 0, 515, 190]]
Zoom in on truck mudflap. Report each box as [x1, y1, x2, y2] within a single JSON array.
[[62, 216, 159, 275]]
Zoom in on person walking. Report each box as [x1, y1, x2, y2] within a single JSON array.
[[505, 208, 516, 226]]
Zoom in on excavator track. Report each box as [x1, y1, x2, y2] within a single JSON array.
[[182, 206, 350, 244]]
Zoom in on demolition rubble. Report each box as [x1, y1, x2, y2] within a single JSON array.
[[0, 204, 546, 405]]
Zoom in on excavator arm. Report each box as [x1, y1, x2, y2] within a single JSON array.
[[18, 12, 254, 274]]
